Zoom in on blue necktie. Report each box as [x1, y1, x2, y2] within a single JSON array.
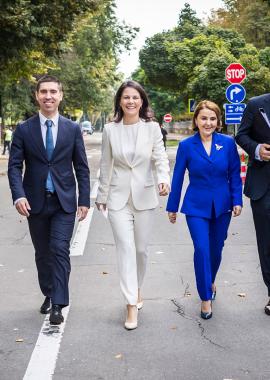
[[45, 119, 55, 192]]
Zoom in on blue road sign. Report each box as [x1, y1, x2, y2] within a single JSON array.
[[188, 99, 196, 113], [226, 84, 246, 103], [224, 103, 246, 124]]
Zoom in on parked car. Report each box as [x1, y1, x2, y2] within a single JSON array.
[[80, 121, 94, 135]]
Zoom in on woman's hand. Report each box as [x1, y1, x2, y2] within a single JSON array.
[[168, 212, 177, 224], [158, 183, 170, 196], [233, 205, 242, 217], [95, 202, 107, 211]]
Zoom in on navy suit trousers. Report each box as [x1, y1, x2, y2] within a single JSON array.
[[28, 194, 76, 306], [251, 188, 270, 296]]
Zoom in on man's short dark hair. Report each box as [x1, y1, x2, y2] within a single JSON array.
[[36, 75, 63, 92]]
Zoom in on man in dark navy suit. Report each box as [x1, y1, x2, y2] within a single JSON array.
[[236, 93, 270, 316], [8, 75, 90, 324]]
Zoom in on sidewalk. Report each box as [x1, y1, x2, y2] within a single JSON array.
[[0, 146, 8, 176]]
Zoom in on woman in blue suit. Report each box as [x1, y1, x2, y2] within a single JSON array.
[[167, 100, 242, 319]]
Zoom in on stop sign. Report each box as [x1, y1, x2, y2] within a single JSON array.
[[225, 63, 246, 84], [164, 113, 172, 123]]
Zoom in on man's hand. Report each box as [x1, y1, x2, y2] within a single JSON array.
[[259, 144, 270, 161], [77, 206, 89, 221], [233, 205, 242, 217], [15, 198, 31, 217], [158, 183, 170, 196], [168, 212, 177, 224]]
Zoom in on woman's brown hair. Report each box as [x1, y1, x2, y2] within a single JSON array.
[[192, 100, 222, 131]]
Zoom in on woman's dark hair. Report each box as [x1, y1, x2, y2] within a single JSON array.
[[114, 80, 154, 122], [192, 100, 222, 131]]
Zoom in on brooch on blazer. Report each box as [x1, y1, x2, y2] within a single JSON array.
[[215, 144, 223, 151]]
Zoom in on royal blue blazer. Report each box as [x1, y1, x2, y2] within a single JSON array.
[[166, 132, 243, 218]]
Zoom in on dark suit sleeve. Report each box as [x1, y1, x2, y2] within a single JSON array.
[[72, 125, 90, 208], [8, 124, 26, 202], [235, 100, 258, 159], [228, 138, 243, 207], [166, 142, 187, 212]]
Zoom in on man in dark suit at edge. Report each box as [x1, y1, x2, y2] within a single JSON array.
[[8, 75, 90, 324], [236, 93, 270, 316]]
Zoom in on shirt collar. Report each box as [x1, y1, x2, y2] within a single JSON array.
[[39, 111, 59, 127]]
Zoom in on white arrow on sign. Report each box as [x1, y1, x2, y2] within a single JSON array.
[[226, 116, 242, 121], [230, 86, 241, 98]]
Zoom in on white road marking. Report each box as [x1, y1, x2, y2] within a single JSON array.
[[23, 169, 101, 379], [70, 207, 93, 256], [23, 306, 70, 380], [70, 172, 100, 256]]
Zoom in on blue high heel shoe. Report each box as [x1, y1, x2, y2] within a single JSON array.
[[200, 301, 212, 320], [200, 310, 212, 320]]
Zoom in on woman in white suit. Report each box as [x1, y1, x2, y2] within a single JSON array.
[[96, 81, 170, 330]]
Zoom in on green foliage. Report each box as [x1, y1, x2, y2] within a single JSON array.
[[0, 0, 137, 124], [209, 0, 270, 49], [52, 2, 137, 117], [0, 0, 99, 67], [132, 68, 182, 123], [259, 47, 270, 68]]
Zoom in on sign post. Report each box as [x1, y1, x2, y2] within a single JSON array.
[[224, 63, 247, 135]]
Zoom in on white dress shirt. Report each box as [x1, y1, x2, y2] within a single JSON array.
[[39, 111, 59, 148]]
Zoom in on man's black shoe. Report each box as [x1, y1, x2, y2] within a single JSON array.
[[49, 305, 64, 325], [40, 296, 51, 314], [265, 300, 270, 316]]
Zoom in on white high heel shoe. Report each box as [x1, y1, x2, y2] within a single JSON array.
[[137, 301, 143, 310], [124, 306, 138, 330]]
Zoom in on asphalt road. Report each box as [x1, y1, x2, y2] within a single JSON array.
[[0, 132, 269, 380]]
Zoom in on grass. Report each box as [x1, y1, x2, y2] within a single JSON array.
[[166, 139, 179, 147]]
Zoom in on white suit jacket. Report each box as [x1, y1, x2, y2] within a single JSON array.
[[96, 119, 170, 211]]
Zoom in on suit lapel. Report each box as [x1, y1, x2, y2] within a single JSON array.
[[192, 132, 212, 162], [52, 115, 66, 159], [210, 132, 222, 161], [28, 114, 47, 160], [131, 120, 143, 165], [262, 96, 270, 128]]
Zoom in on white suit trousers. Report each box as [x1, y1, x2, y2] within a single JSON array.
[[108, 198, 154, 305]]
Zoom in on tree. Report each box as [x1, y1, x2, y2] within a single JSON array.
[[52, 1, 137, 120], [0, 1, 137, 125], [208, 0, 270, 49], [132, 68, 182, 123], [138, 3, 270, 116]]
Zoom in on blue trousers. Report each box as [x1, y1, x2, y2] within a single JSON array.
[[186, 212, 231, 301], [28, 194, 75, 306]]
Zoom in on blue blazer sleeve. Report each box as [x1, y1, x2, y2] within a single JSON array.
[[166, 142, 187, 212], [228, 137, 243, 207]]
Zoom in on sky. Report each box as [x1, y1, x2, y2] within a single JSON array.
[[115, 0, 224, 78]]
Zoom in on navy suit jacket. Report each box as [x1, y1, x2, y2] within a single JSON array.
[[8, 114, 90, 214], [235, 93, 270, 200], [166, 132, 242, 218]]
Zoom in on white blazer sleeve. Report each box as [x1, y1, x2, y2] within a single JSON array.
[[151, 124, 170, 185], [96, 125, 113, 204]]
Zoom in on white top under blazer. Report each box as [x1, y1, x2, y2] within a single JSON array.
[[96, 119, 170, 211]]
